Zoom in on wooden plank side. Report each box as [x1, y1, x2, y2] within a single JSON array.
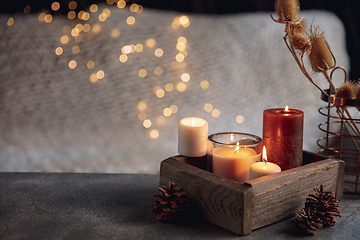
[[245, 159, 339, 230], [160, 157, 253, 235], [335, 160, 345, 201]]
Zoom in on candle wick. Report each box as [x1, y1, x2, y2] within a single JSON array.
[[234, 142, 240, 154]]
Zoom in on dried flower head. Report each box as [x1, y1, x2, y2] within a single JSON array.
[[336, 82, 357, 99], [308, 25, 335, 72], [289, 20, 311, 52], [274, 0, 300, 23]]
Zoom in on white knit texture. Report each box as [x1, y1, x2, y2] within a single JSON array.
[[0, 5, 349, 173]]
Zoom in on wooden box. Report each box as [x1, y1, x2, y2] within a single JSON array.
[[159, 151, 344, 235]]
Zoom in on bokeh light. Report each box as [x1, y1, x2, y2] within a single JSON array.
[[67, 11, 76, 20], [72, 46, 80, 54], [135, 43, 143, 52], [181, 73, 190, 82], [163, 108, 172, 117], [90, 4, 98, 13], [55, 47, 63, 55], [111, 29, 120, 38], [165, 83, 173, 92], [69, 60, 77, 69], [170, 105, 178, 113], [204, 103, 213, 112], [236, 115, 245, 124], [69, 1, 77, 10], [143, 119, 152, 128], [138, 69, 147, 78], [127, 16, 135, 25], [51, 2, 60, 11], [7, 17, 14, 26], [61, 35, 69, 44], [119, 54, 128, 63], [211, 109, 220, 118], [176, 82, 186, 92], [154, 67, 163, 75], [200, 80, 209, 89], [87, 61, 95, 69], [117, 0, 126, 8], [90, 73, 98, 83], [154, 48, 164, 57], [138, 112, 147, 121], [146, 39, 156, 48], [138, 101, 147, 111], [97, 70, 105, 79], [92, 24, 101, 33], [150, 130, 159, 139]]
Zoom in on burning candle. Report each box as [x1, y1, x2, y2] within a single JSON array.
[[262, 106, 304, 170], [178, 117, 208, 157], [208, 132, 262, 184], [249, 146, 281, 180]]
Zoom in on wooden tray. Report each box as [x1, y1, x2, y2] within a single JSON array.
[[159, 151, 344, 235]]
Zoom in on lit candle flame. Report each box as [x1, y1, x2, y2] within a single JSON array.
[[285, 106, 289, 112], [234, 142, 240, 154], [191, 118, 196, 126], [230, 133, 234, 141], [262, 146, 268, 163]]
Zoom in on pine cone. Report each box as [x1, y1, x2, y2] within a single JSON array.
[[305, 185, 341, 226], [295, 207, 323, 235], [151, 182, 189, 221]]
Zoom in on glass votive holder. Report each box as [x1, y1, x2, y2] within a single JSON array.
[[207, 132, 263, 184]]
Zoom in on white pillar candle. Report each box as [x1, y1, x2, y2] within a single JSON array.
[[249, 146, 281, 180], [178, 117, 208, 157], [212, 144, 261, 184]]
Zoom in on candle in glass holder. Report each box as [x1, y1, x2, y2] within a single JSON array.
[[249, 146, 281, 180], [178, 117, 208, 157], [208, 133, 262, 184], [262, 106, 304, 170]]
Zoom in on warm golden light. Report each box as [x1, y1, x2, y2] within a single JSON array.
[[138, 69, 147, 78], [285, 106, 289, 112], [178, 37, 187, 44], [143, 119, 152, 128], [111, 29, 120, 38], [90, 73, 98, 83], [87, 61, 95, 69], [106, 0, 115, 5], [135, 43, 143, 52], [82, 12, 90, 21], [71, 28, 80, 37], [92, 24, 101, 33], [138, 101, 147, 111], [181, 73, 190, 82], [69, 60, 77, 69], [156, 89, 165, 98], [200, 80, 209, 89], [204, 103, 213, 112], [99, 13, 107, 22], [75, 34, 82, 42], [67, 11, 76, 20], [126, 16, 135, 25], [130, 3, 139, 12], [178, 61, 187, 69], [154, 67, 163, 75], [138, 112, 147, 121], [146, 39, 156, 48], [38, 13, 46, 22], [102, 8, 111, 17], [72, 45, 80, 54], [69, 1, 77, 10], [170, 105, 178, 113], [90, 4, 98, 13], [137, 5, 144, 13], [236, 115, 244, 124], [117, 0, 126, 8], [262, 146, 267, 162], [176, 43, 186, 51], [211, 109, 220, 118], [165, 83, 173, 92], [51, 2, 60, 11], [55, 47, 63, 55], [119, 54, 128, 63], [150, 130, 159, 139], [154, 48, 164, 57], [175, 53, 185, 62], [75, 23, 83, 32], [163, 108, 172, 117], [60, 35, 69, 44], [176, 82, 186, 92], [97, 70, 105, 79], [172, 20, 180, 29], [44, 14, 53, 23], [179, 16, 189, 26], [83, 24, 91, 32], [7, 17, 14, 26]]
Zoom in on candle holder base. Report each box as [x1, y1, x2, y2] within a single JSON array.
[[159, 151, 344, 235]]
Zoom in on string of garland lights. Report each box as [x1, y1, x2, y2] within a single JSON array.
[[5, 0, 246, 140]]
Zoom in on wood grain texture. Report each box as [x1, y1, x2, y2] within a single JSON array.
[[160, 156, 253, 235], [244, 159, 342, 230]]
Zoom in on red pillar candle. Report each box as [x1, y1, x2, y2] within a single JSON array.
[[262, 106, 304, 171]]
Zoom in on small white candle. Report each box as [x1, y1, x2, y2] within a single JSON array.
[[213, 143, 261, 184], [178, 117, 208, 157], [249, 146, 281, 180]]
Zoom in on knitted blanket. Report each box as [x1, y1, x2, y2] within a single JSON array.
[[0, 5, 349, 173]]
